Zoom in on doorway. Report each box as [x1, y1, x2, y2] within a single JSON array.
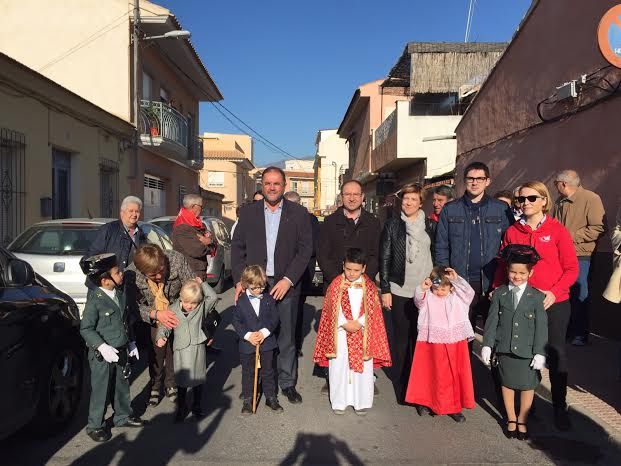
[[52, 149, 71, 219]]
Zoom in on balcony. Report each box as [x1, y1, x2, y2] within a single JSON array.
[[371, 100, 461, 179], [139, 100, 202, 169]]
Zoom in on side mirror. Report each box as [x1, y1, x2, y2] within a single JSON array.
[[3, 258, 35, 287]]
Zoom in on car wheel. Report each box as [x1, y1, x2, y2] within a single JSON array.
[[213, 266, 225, 294], [31, 345, 82, 434]]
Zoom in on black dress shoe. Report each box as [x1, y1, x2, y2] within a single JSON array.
[[554, 409, 571, 431], [241, 399, 253, 416], [87, 428, 111, 442], [416, 405, 432, 416], [266, 397, 284, 413], [505, 420, 518, 439], [448, 412, 466, 423], [118, 416, 144, 428], [282, 387, 303, 404], [516, 423, 529, 441]]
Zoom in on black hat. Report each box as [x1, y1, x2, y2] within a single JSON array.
[[500, 244, 540, 265], [80, 253, 118, 277]]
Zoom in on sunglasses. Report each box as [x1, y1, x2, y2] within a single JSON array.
[[516, 195, 545, 204]]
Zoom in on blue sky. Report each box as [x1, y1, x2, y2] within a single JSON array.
[[156, 0, 533, 166]]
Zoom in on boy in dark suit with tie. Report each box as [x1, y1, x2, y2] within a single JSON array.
[[233, 265, 283, 415], [79, 253, 143, 443]]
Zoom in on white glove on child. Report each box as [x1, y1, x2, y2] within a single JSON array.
[[128, 341, 139, 360], [481, 346, 492, 365], [530, 354, 546, 371], [97, 343, 119, 363]]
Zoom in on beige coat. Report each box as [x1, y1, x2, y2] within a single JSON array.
[[553, 186, 606, 257]]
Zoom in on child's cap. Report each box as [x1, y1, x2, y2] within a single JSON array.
[[501, 244, 540, 265], [80, 253, 117, 277]]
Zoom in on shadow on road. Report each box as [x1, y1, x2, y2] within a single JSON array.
[[280, 432, 364, 466]]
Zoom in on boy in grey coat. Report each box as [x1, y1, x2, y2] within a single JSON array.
[[156, 279, 218, 422]]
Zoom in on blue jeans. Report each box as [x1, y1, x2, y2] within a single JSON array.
[[569, 257, 590, 339]]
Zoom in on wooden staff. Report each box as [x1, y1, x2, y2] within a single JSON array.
[[252, 342, 261, 414]]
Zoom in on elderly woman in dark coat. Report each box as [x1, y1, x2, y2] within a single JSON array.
[[379, 183, 436, 404], [126, 244, 196, 407]]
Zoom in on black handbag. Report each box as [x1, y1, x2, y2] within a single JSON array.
[[201, 306, 221, 342]]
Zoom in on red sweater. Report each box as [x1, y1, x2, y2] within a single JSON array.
[[493, 216, 579, 302]]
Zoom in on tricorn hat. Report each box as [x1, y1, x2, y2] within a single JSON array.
[[500, 244, 540, 265], [80, 253, 118, 276]]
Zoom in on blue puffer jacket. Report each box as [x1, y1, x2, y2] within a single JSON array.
[[434, 195, 514, 292]]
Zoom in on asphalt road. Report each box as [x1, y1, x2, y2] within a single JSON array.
[[3, 286, 620, 465]]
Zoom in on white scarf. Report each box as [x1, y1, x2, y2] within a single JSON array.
[[401, 210, 429, 264]]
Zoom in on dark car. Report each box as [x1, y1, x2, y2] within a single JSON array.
[[0, 246, 83, 440]]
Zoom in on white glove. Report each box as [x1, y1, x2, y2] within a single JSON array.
[[530, 354, 546, 371], [128, 341, 139, 360], [97, 343, 119, 363], [481, 346, 492, 365]]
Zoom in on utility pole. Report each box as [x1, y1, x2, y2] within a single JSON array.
[[131, 0, 140, 178]]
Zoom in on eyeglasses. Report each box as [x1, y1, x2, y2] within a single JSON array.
[[193, 204, 204, 209], [465, 177, 488, 184], [516, 195, 545, 204], [249, 285, 265, 291]]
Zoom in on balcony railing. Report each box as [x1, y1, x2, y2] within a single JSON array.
[[374, 110, 396, 148], [139, 100, 189, 149]]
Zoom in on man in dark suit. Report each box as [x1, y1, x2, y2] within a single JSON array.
[[232, 167, 313, 405]]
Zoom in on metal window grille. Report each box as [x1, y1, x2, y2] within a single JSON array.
[[178, 185, 187, 209], [99, 158, 119, 218], [0, 128, 26, 246]]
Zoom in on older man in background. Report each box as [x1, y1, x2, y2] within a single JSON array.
[[553, 169, 606, 346], [429, 185, 455, 222], [172, 193, 213, 281], [85, 195, 145, 289]]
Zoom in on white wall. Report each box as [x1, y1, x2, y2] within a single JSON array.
[[0, 0, 131, 121], [316, 129, 349, 209], [394, 101, 461, 178]]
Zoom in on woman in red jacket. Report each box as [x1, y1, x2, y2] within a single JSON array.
[[494, 181, 578, 431]]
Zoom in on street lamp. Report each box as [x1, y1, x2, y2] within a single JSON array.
[[131, 0, 191, 177], [331, 161, 338, 205]]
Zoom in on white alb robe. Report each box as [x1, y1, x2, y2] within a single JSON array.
[[328, 278, 374, 411]]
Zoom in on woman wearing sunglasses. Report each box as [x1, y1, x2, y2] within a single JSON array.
[[493, 181, 578, 432]]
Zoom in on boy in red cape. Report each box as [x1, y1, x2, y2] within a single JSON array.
[[314, 248, 391, 415]]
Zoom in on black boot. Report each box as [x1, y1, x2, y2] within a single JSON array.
[[241, 398, 253, 416], [266, 397, 284, 413]]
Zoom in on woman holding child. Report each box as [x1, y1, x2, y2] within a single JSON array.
[[379, 183, 435, 404], [492, 181, 579, 432], [127, 244, 199, 407]]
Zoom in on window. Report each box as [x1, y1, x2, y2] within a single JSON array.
[[142, 71, 152, 100], [207, 172, 224, 188], [0, 128, 26, 246], [99, 158, 119, 217], [178, 185, 187, 209], [52, 148, 71, 219]]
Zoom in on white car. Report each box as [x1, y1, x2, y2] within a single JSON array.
[[8, 218, 172, 315]]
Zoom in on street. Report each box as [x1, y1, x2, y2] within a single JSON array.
[[2, 286, 620, 465]]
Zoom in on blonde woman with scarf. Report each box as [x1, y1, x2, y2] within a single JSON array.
[[127, 244, 197, 407], [379, 183, 436, 405]]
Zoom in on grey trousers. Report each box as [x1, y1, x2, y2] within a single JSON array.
[[268, 278, 300, 390]]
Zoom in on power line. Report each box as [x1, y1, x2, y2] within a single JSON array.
[[38, 10, 131, 72], [150, 42, 300, 160]]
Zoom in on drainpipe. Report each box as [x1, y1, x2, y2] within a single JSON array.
[[130, 0, 141, 180]]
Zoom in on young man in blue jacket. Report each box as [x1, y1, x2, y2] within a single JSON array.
[[434, 162, 514, 334]]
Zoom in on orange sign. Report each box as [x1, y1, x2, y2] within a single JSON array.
[[598, 4, 621, 68]]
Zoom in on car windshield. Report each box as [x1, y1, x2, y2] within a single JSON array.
[[151, 220, 173, 238], [9, 224, 101, 255]]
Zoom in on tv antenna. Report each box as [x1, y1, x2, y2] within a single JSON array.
[[465, 0, 477, 42]]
